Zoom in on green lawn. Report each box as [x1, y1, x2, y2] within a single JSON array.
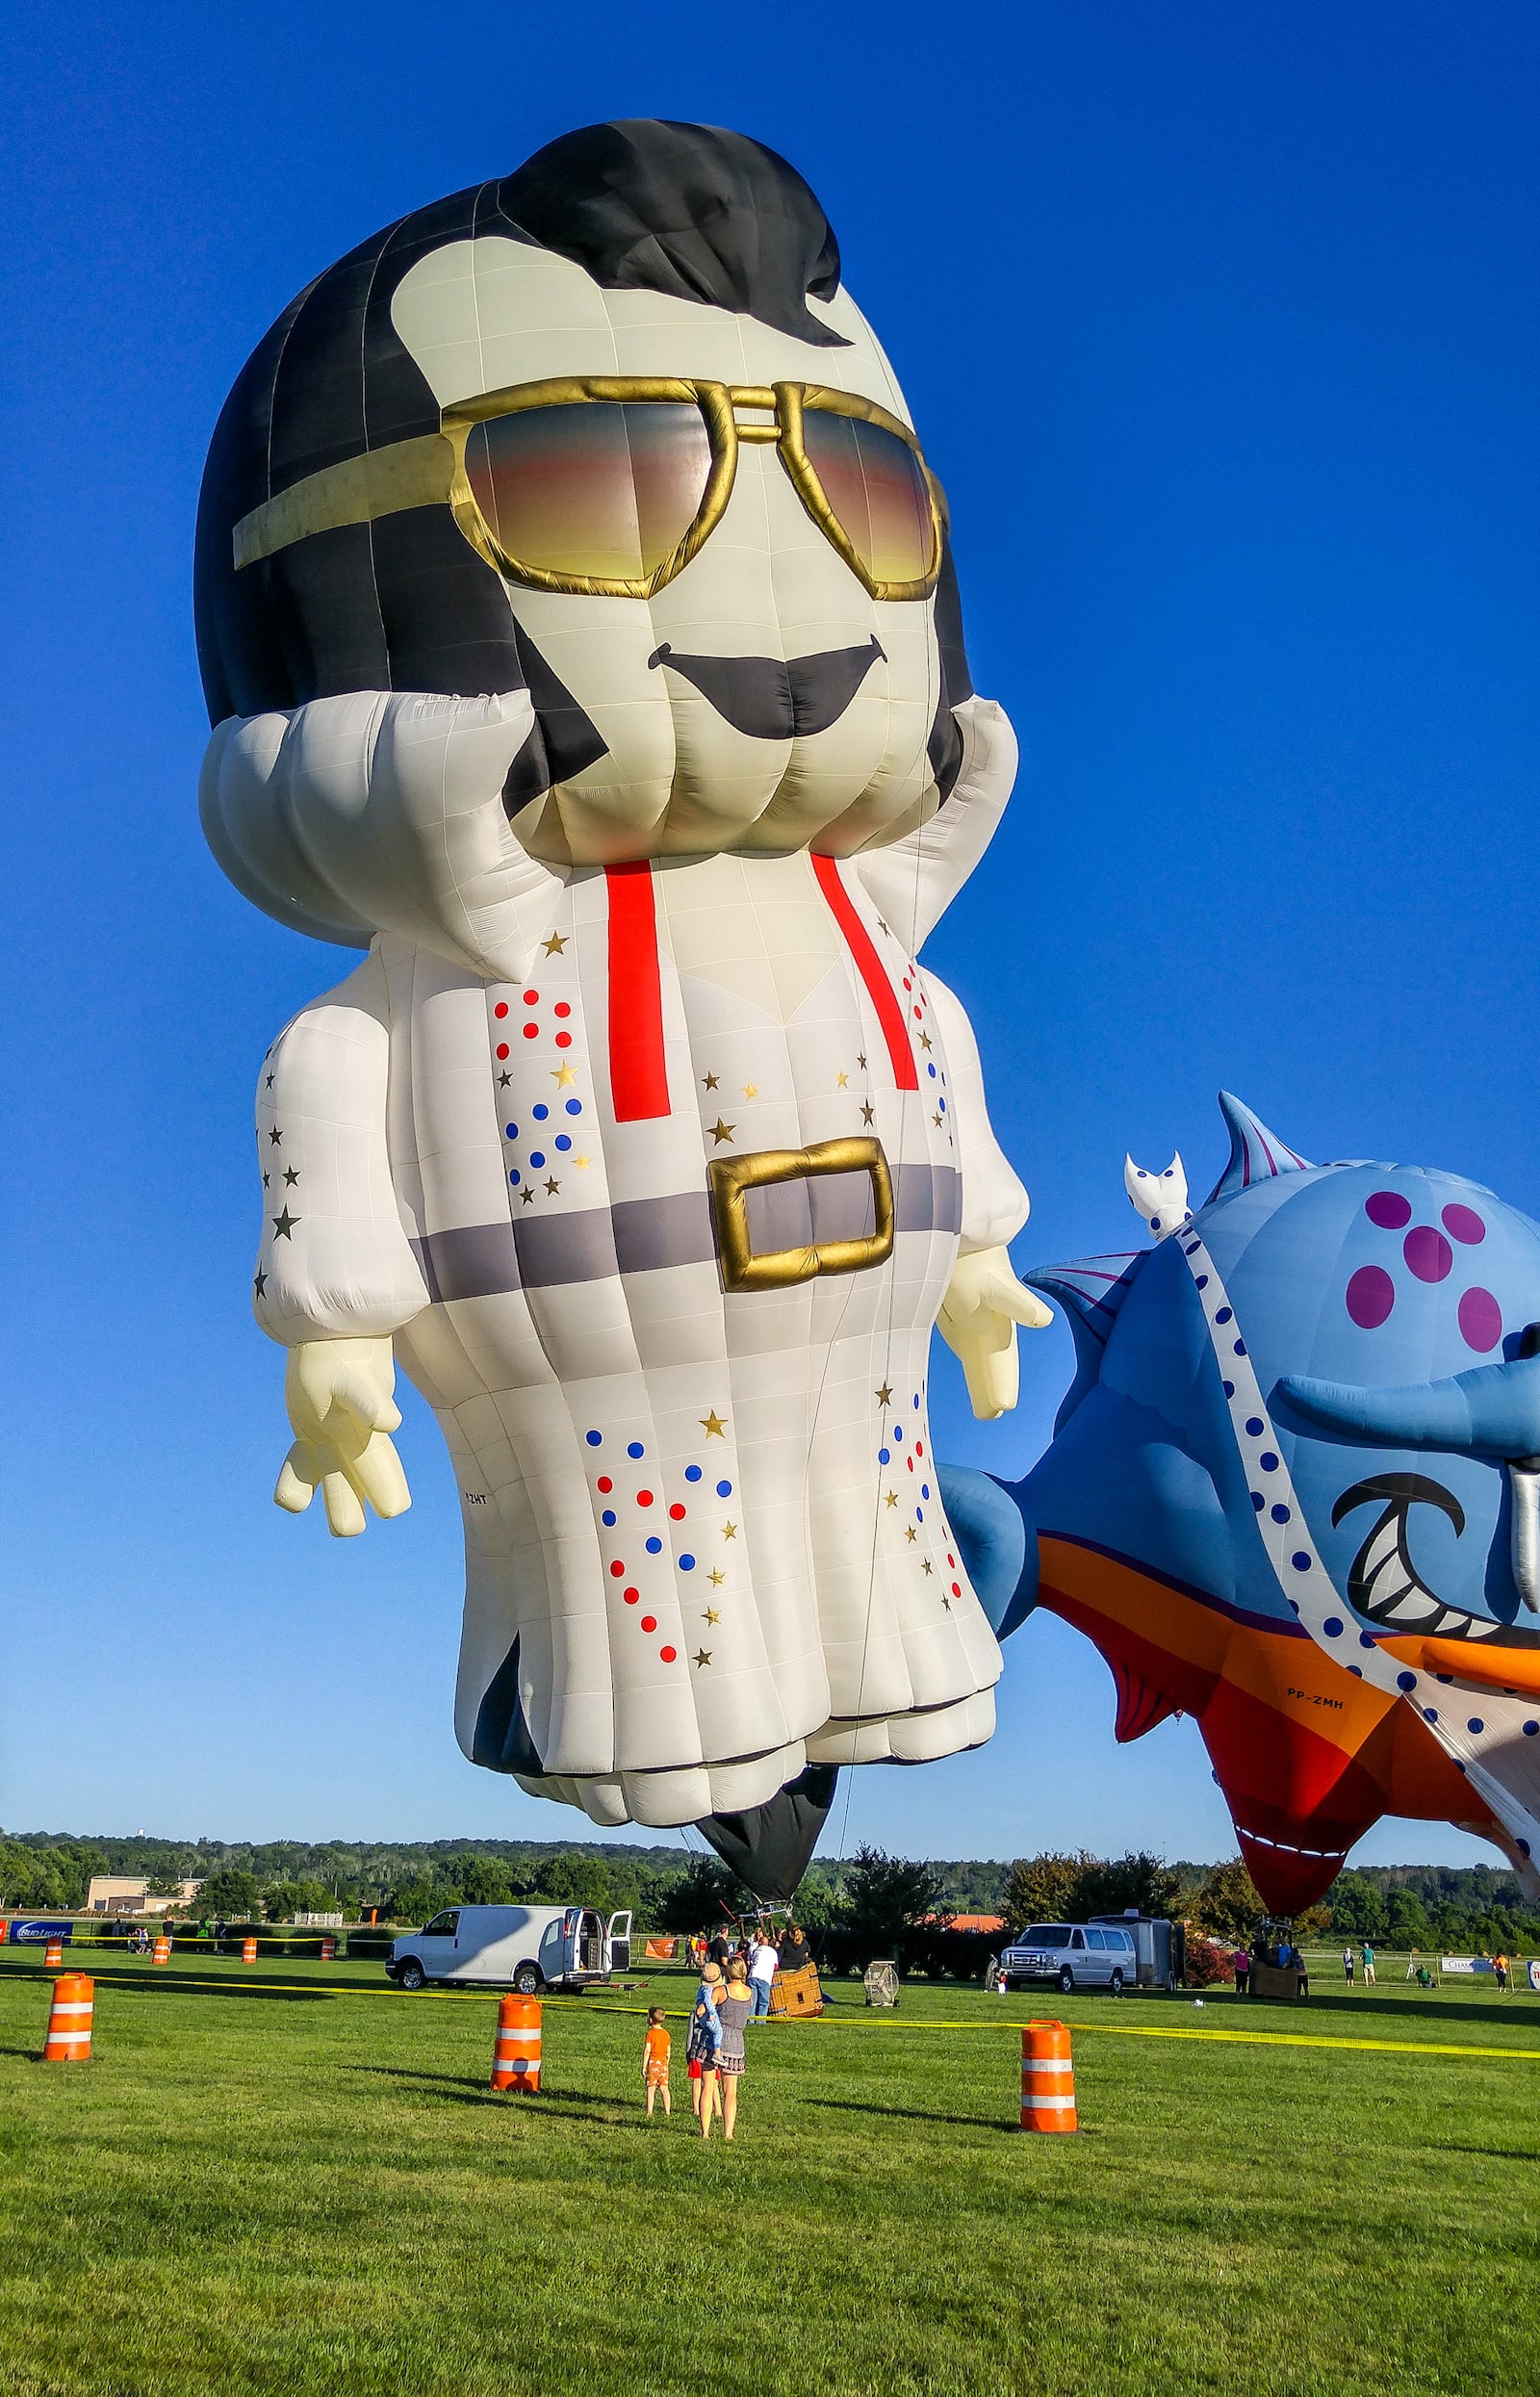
[[1, 1946, 1536, 2396]]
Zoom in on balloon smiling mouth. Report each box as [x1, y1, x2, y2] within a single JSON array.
[[648, 635, 886, 739], [1333, 1471, 1540, 1644]]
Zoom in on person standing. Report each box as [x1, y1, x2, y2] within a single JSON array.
[[641, 2007, 672, 2117], [1361, 1942, 1376, 1987], [780, 1920, 810, 1972], [1342, 1945, 1355, 1985], [686, 1962, 724, 2124], [708, 1958, 753, 2143], [1234, 1944, 1251, 1997], [748, 1929, 780, 2020]]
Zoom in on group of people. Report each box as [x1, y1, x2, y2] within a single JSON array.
[[642, 1919, 812, 2139], [1341, 1943, 1377, 1984], [1232, 1933, 1307, 1994]]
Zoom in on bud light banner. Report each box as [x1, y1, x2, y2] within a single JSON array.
[[8, 1920, 74, 1945]]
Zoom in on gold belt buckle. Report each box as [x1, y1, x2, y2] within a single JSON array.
[[707, 1136, 895, 1293]]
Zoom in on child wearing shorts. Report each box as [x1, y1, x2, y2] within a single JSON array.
[[642, 2006, 672, 2116], [685, 1962, 724, 2119]]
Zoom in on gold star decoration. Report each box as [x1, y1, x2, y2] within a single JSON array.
[[918, 1029, 934, 1052], [701, 1410, 728, 1438], [875, 1383, 892, 1406], [721, 1520, 737, 1540], [860, 1103, 876, 1125], [742, 1082, 757, 1099], [545, 1176, 560, 1196], [702, 1071, 720, 1090], [932, 1111, 944, 1128], [694, 1650, 713, 1668], [835, 1070, 848, 1089], [884, 1491, 899, 1510], [708, 1118, 735, 1145], [904, 1526, 917, 1543], [521, 1188, 535, 1205], [877, 920, 889, 937], [703, 1608, 721, 1626], [857, 1053, 867, 1070], [542, 931, 568, 955], [552, 1063, 578, 1088], [942, 1595, 952, 1611], [576, 1154, 591, 1170], [707, 1568, 726, 1587], [922, 1559, 934, 1576]]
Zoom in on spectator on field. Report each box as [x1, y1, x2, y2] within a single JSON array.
[[706, 1957, 753, 2143], [748, 1931, 779, 2019], [1233, 1945, 1251, 1997], [686, 1962, 724, 2123], [707, 1928, 732, 1971], [1415, 1963, 1435, 1990], [1361, 1942, 1376, 1986], [1494, 1953, 1510, 1993], [642, 2006, 672, 2117], [1342, 1946, 1355, 1984]]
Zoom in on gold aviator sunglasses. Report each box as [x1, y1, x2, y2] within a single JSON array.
[[234, 377, 945, 603]]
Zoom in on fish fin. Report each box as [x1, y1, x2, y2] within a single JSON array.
[[1111, 1659, 1180, 1743], [1022, 1252, 1144, 1430], [1206, 1093, 1313, 1204]]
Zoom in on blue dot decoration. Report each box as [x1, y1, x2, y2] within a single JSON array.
[[1291, 1552, 1311, 1571], [565, 1098, 582, 1116], [1360, 1632, 1375, 1650], [1215, 1307, 1233, 1326], [555, 1135, 572, 1152], [921, 1482, 931, 1500], [1270, 1504, 1290, 1524], [1222, 1380, 1235, 1399], [504, 1122, 518, 1139], [684, 1465, 702, 1483], [716, 1480, 732, 1498], [1250, 1491, 1265, 1511], [879, 1448, 890, 1465], [1322, 1616, 1343, 1638], [680, 1554, 696, 1571], [1397, 1671, 1417, 1691], [529, 1151, 546, 1169], [586, 1430, 602, 1447], [1195, 1274, 1209, 1290], [1260, 1452, 1279, 1473], [894, 1427, 904, 1445], [927, 1062, 937, 1078], [628, 1442, 645, 1458], [1348, 1665, 1363, 1679], [1424, 1707, 1439, 1722], [509, 1171, 521, 1188], [533, 1103, 549, 1121], [938, 1098, 946, 1114], [913, 1394, 920, 1408], [645, 1536, 662, 1556], [1521, 1837, 1533, 1856], [1468, 1717, 1485, 1734], [1245, 1417, 1265, 1437], [1525, 1721, 1539, 1738], [1234, 1339, 1247, 1355], [602, 1509, 616, 1528]]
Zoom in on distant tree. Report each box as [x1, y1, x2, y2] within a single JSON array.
[[1002, 1853, 1089, 1931], [1191, 1858, 1265, 1945], [1326, 1870, 1388, 1940], [1385, 1890, 1431, 1949], [388, 1875, 446, 1924], [454, 1855, 517, 1907], [1072, 1852, 1184, 1921], [839, 1846, 947, 1950], [263, 1877, 335, 1921], [199, 1869, 264, 1920], [654, 1856, 747, 1935], [531, 1852, 612, 1910]]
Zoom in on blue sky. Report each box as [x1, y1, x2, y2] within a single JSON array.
[[2, 5, 1536, 1868]]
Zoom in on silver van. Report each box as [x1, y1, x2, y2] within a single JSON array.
[[387, 1903, 632, 1994], [998, 1920, 1138, 1995]]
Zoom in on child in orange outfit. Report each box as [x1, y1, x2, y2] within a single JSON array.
[[642, 2007, 672, 2116]]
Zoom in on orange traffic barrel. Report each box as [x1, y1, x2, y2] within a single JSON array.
[[491, 1994, 542, 2092], [152, 1935, 171, 1966], [43, 1940, 64, 1970], [320, 1937, 336, 1962], [43, 1972, 94, 2062], [1020, 2020, 1077, 2132], [242, 1937, 258, 1965]]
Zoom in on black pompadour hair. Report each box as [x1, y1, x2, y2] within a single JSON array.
[[193, 121, 855, 734]]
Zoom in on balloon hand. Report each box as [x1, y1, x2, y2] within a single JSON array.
[[274, 1337, 412, 1537], [937, 1246, 1052, 1421]]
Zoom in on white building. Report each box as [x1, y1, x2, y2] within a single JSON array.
[[86, 1875, 203, 1916]]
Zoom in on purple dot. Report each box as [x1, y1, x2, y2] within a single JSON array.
[[1403, 1226, 1452, 1283], [1442, 1202, 1485, 1245], [1346, 1265, 1396, 1329], [1365, 1190, 1412, 1230], [1458, 1286, 1502, 1353]]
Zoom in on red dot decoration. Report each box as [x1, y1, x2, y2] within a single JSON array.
[[524, 990, 540, 1007], [555, 1031, 573, 1048], [669, 1503, 686, 1521], [494, 1002, 509, 1019], [902, 976, 912, 991], [636, 1490, 654, 1508], [951, 1582, 962, 1598], [554, 1001, 572, 1018], [640, 1614, 657, 1634], [907, 1456, 914, 1473], [523, 1022, 538, 1041], [914, 1440, 924, 1456], [659, 1645, 677, 1663], [597, 1476, 613, 1494], [947, 1553, 956, 1567], [912, 1005, 922, 1019], [624, 1586, 639, 1604], [609, 1559, 626, 1578], [496, 1044, 509, 1060]]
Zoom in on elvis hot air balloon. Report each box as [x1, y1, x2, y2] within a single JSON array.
[[195, 122, 1047, 1840]]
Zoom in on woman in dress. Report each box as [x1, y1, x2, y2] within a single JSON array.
[[707, 1957, 754, 2142]]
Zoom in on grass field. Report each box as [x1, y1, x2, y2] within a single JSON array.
[[2, 1946, 1536, 2396]]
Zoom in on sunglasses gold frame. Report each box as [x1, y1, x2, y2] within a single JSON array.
[[233, 377, 944, 603]]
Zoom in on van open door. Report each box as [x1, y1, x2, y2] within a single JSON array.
[[607, 1911, 632, 1972]]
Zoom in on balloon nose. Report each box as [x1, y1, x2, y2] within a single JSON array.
[[1278, 1352, 1540, 1460]]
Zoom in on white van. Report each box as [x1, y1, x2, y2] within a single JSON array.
[[997, 1921, 1138, 1995], [386, 1904, 632, 1994]]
